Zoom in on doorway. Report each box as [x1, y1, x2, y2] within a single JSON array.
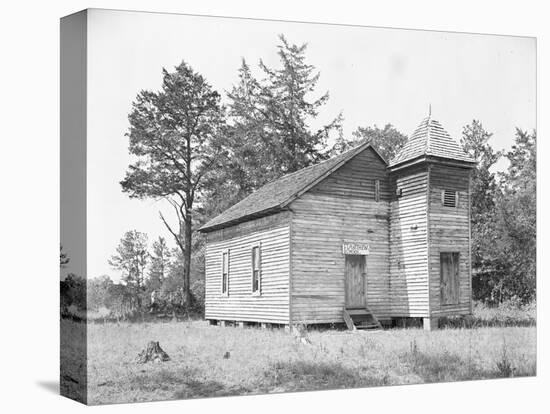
[[345, 255, 366, 308], [440, 252, 459, 305]]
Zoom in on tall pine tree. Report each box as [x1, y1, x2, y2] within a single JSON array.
[[121, 61, 225, 307], [201, 35, 342, 220]]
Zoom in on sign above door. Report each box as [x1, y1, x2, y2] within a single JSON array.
[[342, 240, 370, 255]]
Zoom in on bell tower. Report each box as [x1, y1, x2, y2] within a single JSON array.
[[387, 110, 476, 329]]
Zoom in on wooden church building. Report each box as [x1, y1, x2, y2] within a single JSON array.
[[199, 114, 476, 330]]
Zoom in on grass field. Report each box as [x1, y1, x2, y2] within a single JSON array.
[[81, 310, 536, 405]]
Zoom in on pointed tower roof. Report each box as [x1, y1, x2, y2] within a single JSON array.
[[389, 112, 475, 169]]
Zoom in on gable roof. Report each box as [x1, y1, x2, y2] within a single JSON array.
[[389, 116, 475, 168], [199, 142, 385, 232]]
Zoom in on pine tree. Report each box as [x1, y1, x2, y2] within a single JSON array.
[[148, 237, 171, 292], [109, 230, 149, 308], [121, 61, 225, 307], [256, 35, 342, 174], [201, 35, 342, 221]]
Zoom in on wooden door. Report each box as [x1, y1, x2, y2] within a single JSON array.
[[345, 255, 366, 308], [440, 252, 459, 305]]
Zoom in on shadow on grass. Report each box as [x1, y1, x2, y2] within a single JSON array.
[[261, 360, 390, 393], [439, 316, 536, 329], [400, 340, 536, 383], [401, 344, 474, 383], [127, 368, 199, 393], [128, 367, 250, 399], [173, 360, 391, 398], [174, 380, 250, 399]]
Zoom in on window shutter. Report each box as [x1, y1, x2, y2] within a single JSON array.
[[251, 243, 261, 295], [221, 250, 229, 296]]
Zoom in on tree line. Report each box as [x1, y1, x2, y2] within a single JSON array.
[[462, 123, 536, 304], [61, 34, 535, 320], [60, 236, 205, 321]]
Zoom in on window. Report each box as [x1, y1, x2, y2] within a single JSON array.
[[251, 243, 261, 295], [374, 179, 380, 202], [221, 249, 229, 296], [442, 189, 457, 207]]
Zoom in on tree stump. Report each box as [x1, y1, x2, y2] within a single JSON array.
[[136, 341, 170, 363]]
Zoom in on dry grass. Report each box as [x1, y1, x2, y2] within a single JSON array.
[[60, 318, 87, 403], [78, 318, 536, 405]]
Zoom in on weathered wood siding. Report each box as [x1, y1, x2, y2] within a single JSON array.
[[204, 212, 291, 323], [389, 166, 430, 317], [290, 148, 391, 323], [428, 165, 472, 316]]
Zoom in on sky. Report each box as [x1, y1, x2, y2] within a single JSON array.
[[69, 9, 536, 281]]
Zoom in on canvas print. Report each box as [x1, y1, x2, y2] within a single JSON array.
[[60, 8, 536, 405]]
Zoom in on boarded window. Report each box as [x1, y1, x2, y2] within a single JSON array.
[[374, 179, 380, 202], [440, 252, 459, 305], [251, 244, 261, 295], [442, 189, 457, 207], [221, 250, 229, 295]]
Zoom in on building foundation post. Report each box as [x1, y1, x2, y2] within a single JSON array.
[[423, 317, 439, 331]]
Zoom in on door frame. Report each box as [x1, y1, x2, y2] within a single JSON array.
[[344, 254, 367, 308]]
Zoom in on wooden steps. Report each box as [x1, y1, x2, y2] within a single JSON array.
[[343, 307, 383, 331]]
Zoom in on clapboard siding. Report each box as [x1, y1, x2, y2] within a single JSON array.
[[204, 223, 290, 323], [312, 148, 391, 200], [291, 196, 390, 323], [389, 167, 430, 317], [206, 211, 291, 243], [428, 165, 472, 316], [290, 147, 391, 324]]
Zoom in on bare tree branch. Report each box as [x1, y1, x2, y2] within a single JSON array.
[[159, 211, 185, 254]]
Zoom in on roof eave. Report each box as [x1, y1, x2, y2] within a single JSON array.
[[198, 205, 284, 233], [388, 154, 477, 172]]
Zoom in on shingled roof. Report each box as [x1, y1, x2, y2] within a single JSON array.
[[389, 115, 475, 168], [199, 141, 384, 232]]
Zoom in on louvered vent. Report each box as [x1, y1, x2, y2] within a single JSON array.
[[442, 190, 457, 207]]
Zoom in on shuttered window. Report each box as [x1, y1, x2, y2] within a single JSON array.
[[442, 189, 457, 207], [221, 250, 229, 296], [440, 252, 460, 305], [374, 179, 380, 202], [251, 244, 261, 295]]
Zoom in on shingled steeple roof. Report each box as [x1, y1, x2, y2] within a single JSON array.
[[389, 111, 475, 169]]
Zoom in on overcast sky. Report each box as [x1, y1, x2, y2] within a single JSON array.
[[72, 9, 535, 281]]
